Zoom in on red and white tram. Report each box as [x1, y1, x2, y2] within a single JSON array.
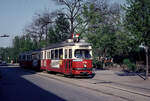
[[19, 38, 94, 77]]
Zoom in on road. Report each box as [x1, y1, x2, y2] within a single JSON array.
[[0, 66, 125, 101]]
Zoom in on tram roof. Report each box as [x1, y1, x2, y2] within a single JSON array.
[[45, 39, 91, 50], [19, 49, 41, 55]]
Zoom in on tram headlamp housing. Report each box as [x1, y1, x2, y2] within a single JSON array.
[[84, 64, 87, 67]]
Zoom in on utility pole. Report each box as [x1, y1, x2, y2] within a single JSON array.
[[139, 44, 149, 80], [145, 46, 149, 80]]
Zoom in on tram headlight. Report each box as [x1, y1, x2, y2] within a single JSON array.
[[84, 64, 87, 68]]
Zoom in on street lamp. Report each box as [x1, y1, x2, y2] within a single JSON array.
[[0, 34, 9, 37], [139, 44, 149, 80]]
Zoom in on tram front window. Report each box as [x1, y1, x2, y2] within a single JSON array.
[[75, 49, 91, 59]]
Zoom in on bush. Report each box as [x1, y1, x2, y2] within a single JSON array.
[[92, 59, 103, 69], [123, 58, 136, 72]]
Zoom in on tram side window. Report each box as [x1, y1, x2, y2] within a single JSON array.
[[51, 50, 55, 59], [32, 54, 37, 60], [27, 55, 29, 61], [47, 51, 51, 59], [44, 51, 46, 59], [20, 55, 23, 61], [49, 51, 51, 59], [40, 52, 43, 59], [59, 49, 63, 59], [37, 54, 40, 60], [25, 55, 27, 60], [26, 55, 28, 60], [55, 50, 58, 60], [25, 55, 27, 61], [29, 55, 32, 61], [19, 56, 21, 60], [27, 55, 29, 60], [23, 55, 26, 60], [65, 49, 67, 59], [32, 55, 35, 60], [69, 49, 72, 58]]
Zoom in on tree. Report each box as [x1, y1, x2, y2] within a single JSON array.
[[80, 1, 122, 58], [124, 0, 150, 46], [13, 36, 20, 55], [24, 11, 55, 47], [47, 13, 70, 44], [47, 27, 57, 43], [124, 0, 150, 79], [54, 0, 86, 36], [55, 13, 70, 41], [11, 35, 37, 62], [0, 47, 15, 63]]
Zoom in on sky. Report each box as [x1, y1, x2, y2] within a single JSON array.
[[0, 0, 125, 48]]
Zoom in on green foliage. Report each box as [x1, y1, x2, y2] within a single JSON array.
[[13, 36, 36, 53], [92, 58, 103, 69], [114, 30, 134, 56], [47, 14, 70, 44], [55, 14, 70, 41], [47, 27, 57, 43], [123, 58, 136, 72], [80, 2, 128, 58], [7, 36, 39, 62], [0, 47, 15, 63], [124, 0, 150, 47]]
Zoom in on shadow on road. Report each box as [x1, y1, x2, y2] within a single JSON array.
[[0, 66, 66, 101], [115, 72, 137, 76], [115, 71, 150, 80]]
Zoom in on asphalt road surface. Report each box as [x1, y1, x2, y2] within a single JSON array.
[[0, 66, 125, 101]]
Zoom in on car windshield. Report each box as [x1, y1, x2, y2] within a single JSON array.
[[75, 49, 91, 59]]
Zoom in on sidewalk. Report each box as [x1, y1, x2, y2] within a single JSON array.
[[94, 70, 150, 95]]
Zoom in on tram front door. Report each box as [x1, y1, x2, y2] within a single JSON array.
[[64, 59, 72, 75]]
